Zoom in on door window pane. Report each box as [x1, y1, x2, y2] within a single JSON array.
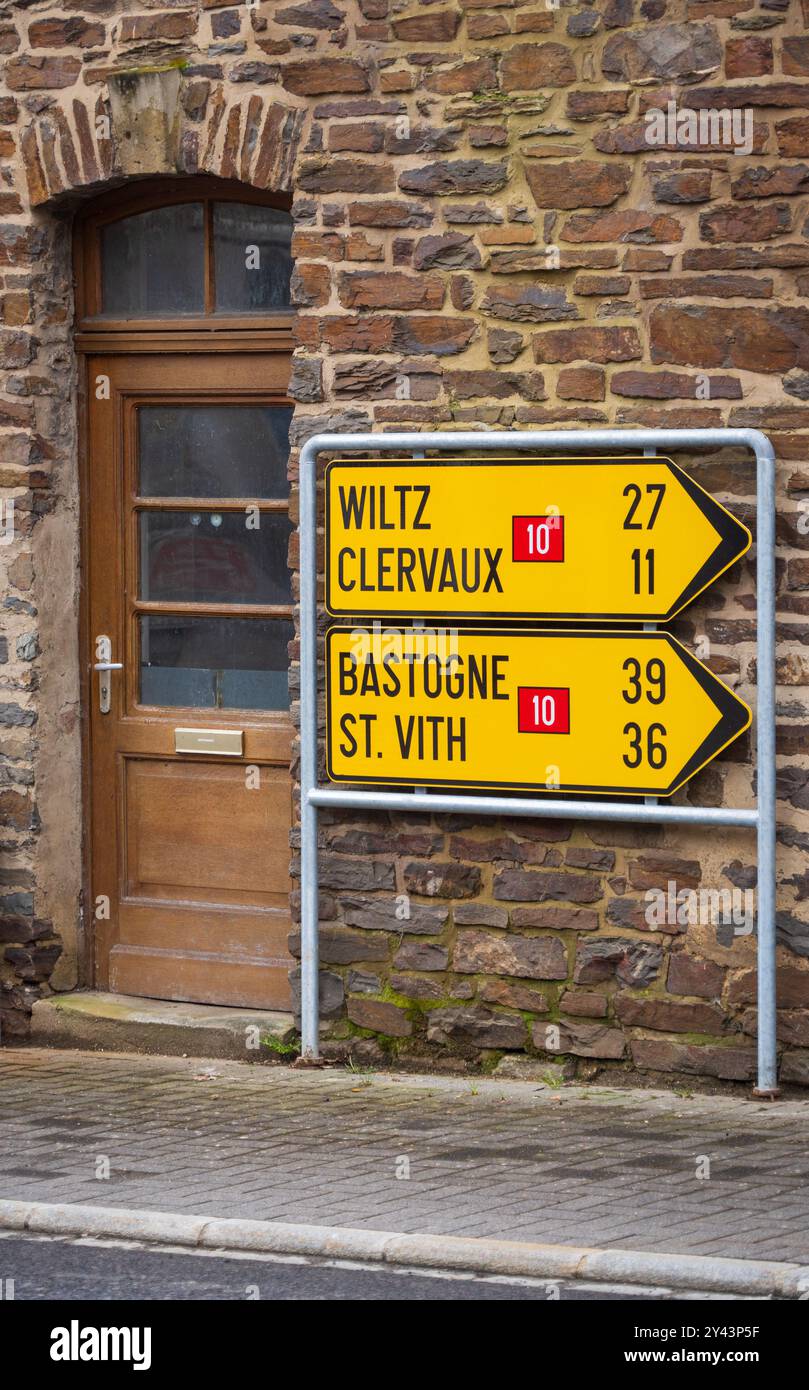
[[213, 202, 293, 312], [101, 204, 205, 315], [139, 405, 292, 499], [140, 510, 292, 605], [140, 616, 292, 710]]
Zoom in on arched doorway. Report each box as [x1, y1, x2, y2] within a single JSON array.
[[75, 177, 295, 1010]]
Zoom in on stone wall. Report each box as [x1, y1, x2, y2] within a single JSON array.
[[1, 0, 809, 1085]]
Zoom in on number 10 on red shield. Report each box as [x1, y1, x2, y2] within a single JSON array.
[[517, 687, 570, 735], [512, 516, 565, 563]]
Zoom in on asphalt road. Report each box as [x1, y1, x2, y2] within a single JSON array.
[[0, 1234, 674, 1301]]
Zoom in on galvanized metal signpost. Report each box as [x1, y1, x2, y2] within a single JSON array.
[[299, 429, 777, 1095]]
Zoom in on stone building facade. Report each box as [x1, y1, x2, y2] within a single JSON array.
[[1, 0, 809, 1086]]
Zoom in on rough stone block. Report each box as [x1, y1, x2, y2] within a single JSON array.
[[453, 928, 568, 980]]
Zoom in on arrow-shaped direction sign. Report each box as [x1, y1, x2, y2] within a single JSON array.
[[326, 456, 751, 622], [326, 628, 751, 798]]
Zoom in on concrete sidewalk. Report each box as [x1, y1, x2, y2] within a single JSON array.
[[1, 1047, 808, 1265]]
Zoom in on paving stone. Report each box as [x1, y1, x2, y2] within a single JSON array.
[[0, 1049, 806, 1262]]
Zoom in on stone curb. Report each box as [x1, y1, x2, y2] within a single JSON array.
[[1, 1199, 807, 1298]]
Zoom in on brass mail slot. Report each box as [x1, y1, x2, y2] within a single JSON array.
[[174, 727, 243, 756]]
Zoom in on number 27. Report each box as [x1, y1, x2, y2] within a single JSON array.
[[623, 482, 665, 530]]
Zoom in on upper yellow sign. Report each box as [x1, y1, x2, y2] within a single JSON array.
[[325, 456, 751, 622]]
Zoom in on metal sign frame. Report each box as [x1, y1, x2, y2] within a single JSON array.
[[298, 429, 777, 1095]]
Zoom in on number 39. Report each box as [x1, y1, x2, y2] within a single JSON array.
[[622, 657, 666, 705]]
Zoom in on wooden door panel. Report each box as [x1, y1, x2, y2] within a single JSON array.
[[123, 759, 292, 906], [87, 351, 295, 1009], [109, 943, 292, 1011], [114, 904, 292, 954]]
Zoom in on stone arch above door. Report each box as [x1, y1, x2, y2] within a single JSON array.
[[21, 69, 307, 208]]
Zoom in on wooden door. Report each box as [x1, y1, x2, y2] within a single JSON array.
[[85, 351, 295, 1008]]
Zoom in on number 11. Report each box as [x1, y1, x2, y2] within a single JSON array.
[[631, 547, 655, 595]]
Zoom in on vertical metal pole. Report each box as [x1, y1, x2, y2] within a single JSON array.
[[299, 438, 320, 1058], [755, 436, 778, 1095]]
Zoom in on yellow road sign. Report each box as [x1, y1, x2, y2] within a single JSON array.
[[325, 456, 751, 622], [326, 628, 751, 797]]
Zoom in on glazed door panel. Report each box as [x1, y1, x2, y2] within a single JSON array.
[[86, 352, 295, 1008]]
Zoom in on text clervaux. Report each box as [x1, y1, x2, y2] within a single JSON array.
[[334, 483, 503, 596]]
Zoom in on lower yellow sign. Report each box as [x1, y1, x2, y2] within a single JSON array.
[[326, 628, 751, 798]]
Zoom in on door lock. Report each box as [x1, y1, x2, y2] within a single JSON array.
[[93, 652, 123, 714]]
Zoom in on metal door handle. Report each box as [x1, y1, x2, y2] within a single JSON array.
[[94, 660, 122, 714]]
